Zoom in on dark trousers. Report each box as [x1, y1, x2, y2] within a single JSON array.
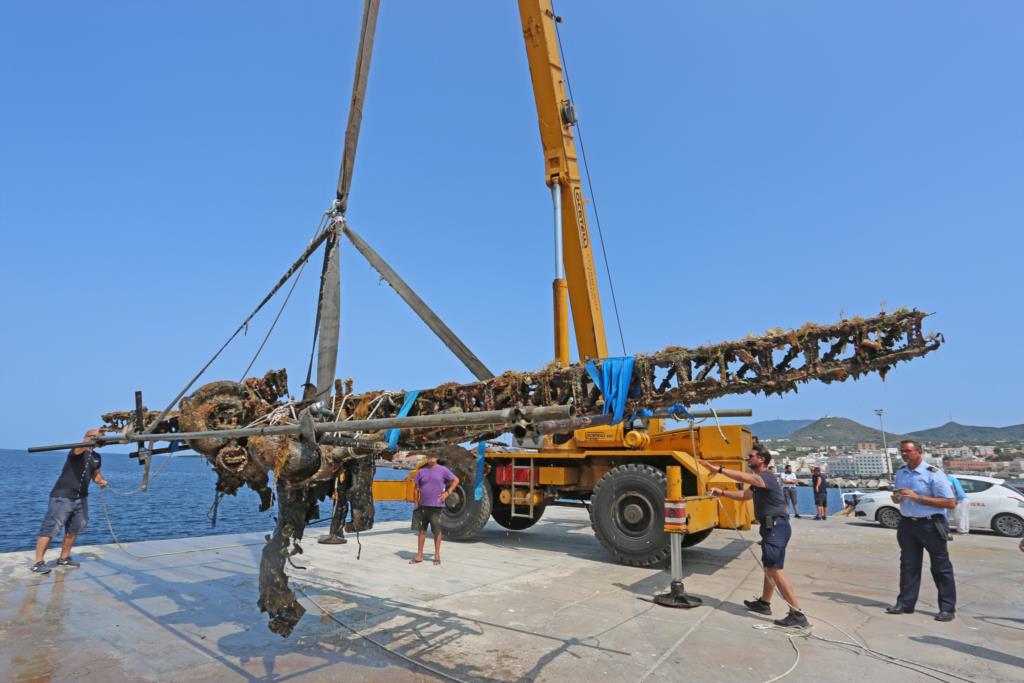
[[896, 516, 956, 612]]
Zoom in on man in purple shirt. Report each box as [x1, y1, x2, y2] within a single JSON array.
[[410, 453, 459, 565]]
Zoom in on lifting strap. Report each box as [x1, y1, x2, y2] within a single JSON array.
[[584, 356, 635, 423], [313, 0, 382, 400], [385, 390, 420, 450], [474, 441, 485, 501]]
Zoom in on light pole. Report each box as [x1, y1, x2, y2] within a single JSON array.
[[875, 408, 891, 479]]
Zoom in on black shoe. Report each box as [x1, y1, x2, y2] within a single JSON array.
[[774, 610, 809, 628], [743, 598, 772, 615], [935, 611, 955, 622], [56, 556, 80, 568], [795, 514, 802, 518], [885, 605, 914, 614], [30, 561, 51, 575]]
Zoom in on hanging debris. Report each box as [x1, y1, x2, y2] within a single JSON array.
[[86, 308, 941, 637]]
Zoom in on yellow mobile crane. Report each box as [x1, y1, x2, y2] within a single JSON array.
[[374, 0, 752, 567]]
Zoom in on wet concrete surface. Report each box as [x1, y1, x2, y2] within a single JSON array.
[[0, 509, 1021, 682]]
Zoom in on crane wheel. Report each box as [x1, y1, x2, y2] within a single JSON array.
[[590, 464, 670, 567], [491, 503, 545, 531], [440, 478, 493, 541]]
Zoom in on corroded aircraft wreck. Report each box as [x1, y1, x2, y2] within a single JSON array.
[[32, 1, 943, 639], [92, 308, 939, 636]]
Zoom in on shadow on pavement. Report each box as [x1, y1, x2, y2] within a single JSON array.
[[910, 635, 1024, 670], [813, 590, 889, 609]]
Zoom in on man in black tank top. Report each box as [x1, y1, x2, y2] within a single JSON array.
[[30, 428, 108, 574], [699, 445, 809, 628]]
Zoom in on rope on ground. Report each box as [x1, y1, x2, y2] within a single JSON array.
[[764, 634, 800, 683], [98, 489, 264, 560], [713, 498, 972, 683], [295, 585, 470, 683]]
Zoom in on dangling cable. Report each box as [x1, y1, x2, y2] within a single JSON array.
[[551, 4, 627, 356]]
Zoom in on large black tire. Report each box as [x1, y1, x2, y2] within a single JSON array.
[[491, 503, 546, 531], [681, 528, 712, 548], [590, 464, 670, 567], [441, 478, 493, 541]]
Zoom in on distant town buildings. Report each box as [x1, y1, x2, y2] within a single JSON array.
[[944, 459, 993, 472], [826, 454, 856, 477], [760, 431, 1024, 480], [854, 451, 890, 477]]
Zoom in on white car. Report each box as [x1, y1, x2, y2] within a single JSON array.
[[852, 474, 1024, 537]]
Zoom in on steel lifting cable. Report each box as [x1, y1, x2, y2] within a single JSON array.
[[141, 222, 337, 435], [241, 213, 331, 381], [551, 3, 627, 356]]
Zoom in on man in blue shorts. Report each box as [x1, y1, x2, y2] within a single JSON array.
[[31, 428, 108, 574], [410, 452, 459, 566], [700, 445, 808, 627]]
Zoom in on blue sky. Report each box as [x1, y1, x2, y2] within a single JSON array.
[[2, 1, 1021, 447]]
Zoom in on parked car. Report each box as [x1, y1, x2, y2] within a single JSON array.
[[852, 474, 1024, 537]]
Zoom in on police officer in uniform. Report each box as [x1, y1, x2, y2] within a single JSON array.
[[886, 439, 957, 621]]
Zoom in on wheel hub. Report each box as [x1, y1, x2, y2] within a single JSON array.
[[623, 503, 644, 524], [613, 491, 655, 537], [445, 488, 464, 513]]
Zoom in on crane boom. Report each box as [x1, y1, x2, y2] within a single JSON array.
[[517, 0, 608, 364]]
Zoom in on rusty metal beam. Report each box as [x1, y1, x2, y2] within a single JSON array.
[[343, 223, 495, 380]]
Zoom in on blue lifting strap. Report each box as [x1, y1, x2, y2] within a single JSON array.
[[474, 441, 485, 501], [385, 390, 421, 450], [584, 356, 635, 423], [628, 403, 695, 423]]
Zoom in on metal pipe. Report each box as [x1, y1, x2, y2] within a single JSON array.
[[29, 405, 576, 452], [343, 224, 494, 381], [552, 179, 564, 280], [534, 413, 616, 435], [532, 407, 751, 435], [517, 404, 575, 421], [657, 408, 753, 419], [319, 435, 390, 451], [669, 532, 683, 583]]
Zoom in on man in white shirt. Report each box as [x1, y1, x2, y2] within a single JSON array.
[[780, 464, 800, 518]]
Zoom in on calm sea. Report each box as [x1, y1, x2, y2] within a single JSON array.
[[1, 449, 850, 553], [0, 449, 412, 553]]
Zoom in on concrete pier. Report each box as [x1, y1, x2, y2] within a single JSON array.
[[1, 509, 1021, 682]]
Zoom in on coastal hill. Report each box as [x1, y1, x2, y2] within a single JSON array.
[[745, 419, 814, 439], [786, 417, 904, 446], [748, 416, 1024, 446], [907, 421, 1024, 443]]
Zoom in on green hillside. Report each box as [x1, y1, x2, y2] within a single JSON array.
[[787, 417, 904, 446], [746, 419, 815, 439], [907, 421, 1024, 443]]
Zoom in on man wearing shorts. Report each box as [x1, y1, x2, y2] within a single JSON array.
[[31, 428, 108, 574], [410, 452, 459, 565], [812, 466, 828, 519], [700, 445, 808, 627]]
